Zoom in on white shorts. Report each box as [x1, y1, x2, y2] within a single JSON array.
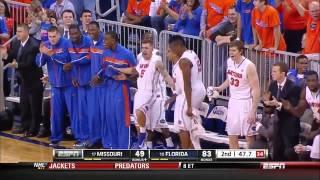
[[174, 90, 206, 131], [133, 90, 156, 116], [146, 97, 168, 131], [134, 90, 168, 131], [226, 98, 255, 136]]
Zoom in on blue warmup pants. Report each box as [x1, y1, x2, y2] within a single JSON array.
[[87, 85, 106, 145], [73, 85, 90, 142], [104, 81, 131, 149], [50, 86, 77, 143]]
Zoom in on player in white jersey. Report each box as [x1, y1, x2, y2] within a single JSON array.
[[111, 38, 175, 149], [166, 35, 206, 149], [210, 40, 260, 149], [304, 71, 320, 123]]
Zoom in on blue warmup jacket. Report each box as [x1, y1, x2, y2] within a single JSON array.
[[87, 32, 106, 146], [102, 44, 137, 149], [36, 37, 72, 87], [68, 35, 92, 86]]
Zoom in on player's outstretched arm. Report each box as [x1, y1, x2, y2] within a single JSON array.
[[111, 65, 138, 75], [215, 79, 229, 92], [155, 60, 175, 89]]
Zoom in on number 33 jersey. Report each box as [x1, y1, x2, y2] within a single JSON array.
[[227, 56, 253, 100]]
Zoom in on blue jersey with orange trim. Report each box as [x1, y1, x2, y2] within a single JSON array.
[[102, 44, 137, 80], [36, 37, 72, 87], [67, 35, 91, 86], [89, 33, 105, 82]]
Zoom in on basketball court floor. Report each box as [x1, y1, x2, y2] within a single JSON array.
[[0, 130, 74, 163]]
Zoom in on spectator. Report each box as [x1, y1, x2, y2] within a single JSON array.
[[276, 0, 307, 53], [83, 0, 96, 20], [39, 10, 57, 42], [0, 0, 11, 42], [251, 0, 287, 51], [28, 0, 47, 41], [123, 0, 152, 27], [69, 0, 84, 22], [50, 0, 75, 24], [60, 9, 76, 39], [173, 0, 202, 36], [41, 0, 55, 9], [79, 9, 92, 35], [263, 62, 301, 160], [291, 0, 320, 54], [287, 55, 309, 87], [210, 5, 238, 45], [200, 0, 235, 39], [151, 0, 184, 33], [235, 0, 276, 47]]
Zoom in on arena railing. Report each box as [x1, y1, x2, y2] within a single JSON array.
[[6, 0, 30, 34], [96, 0, 121, 21], [158, 30, 319, 100], [97, 19, 158, 58], [159, 30, 208, 84]]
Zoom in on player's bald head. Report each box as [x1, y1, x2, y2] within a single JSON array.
[[309, 1, 320, 20]]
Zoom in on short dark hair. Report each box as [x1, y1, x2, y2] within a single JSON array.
[[61, 9, 75, 18], [273, 62, 289, 75], [297, 54, 308, 61], [88, 21, 100, 28], [305, 70, 319, 80], [17, 23, 29, 31], [229, 40, 244, 53], [69, 24, 80, 32], [48, 26, 59, 33], [46, 9, 57, 20], [81, 9, 92, 16], [105, 31, 119, 42], [141, 38, 153, 46], [169, 35, 186, 47]]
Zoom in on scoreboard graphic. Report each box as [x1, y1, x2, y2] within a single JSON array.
[[53, 149, 268, 161], [29, 149, 320, 170]]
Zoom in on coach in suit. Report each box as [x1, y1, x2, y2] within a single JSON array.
[[263, 62, 301, 161], [1, 24, 43, 137]]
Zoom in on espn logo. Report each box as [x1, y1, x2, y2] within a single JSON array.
[[262, 162, 286, 170]]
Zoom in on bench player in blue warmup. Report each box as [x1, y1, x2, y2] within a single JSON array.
[[36, 26, 77, 147], [101, 31, 137, 149], [65, 24, 92, 148], [87, 21, 107, 148]]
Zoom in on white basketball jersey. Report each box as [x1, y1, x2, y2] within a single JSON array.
[[227, 56, 253, 99], [172, 50, 205, 95], [305, 87, 320, 114], [136, 50, 162, 92]]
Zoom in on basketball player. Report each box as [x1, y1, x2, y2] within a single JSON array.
[[111, 38, 175, 149], [167, 35, 206, 149], [211, 40, 260, 149]]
